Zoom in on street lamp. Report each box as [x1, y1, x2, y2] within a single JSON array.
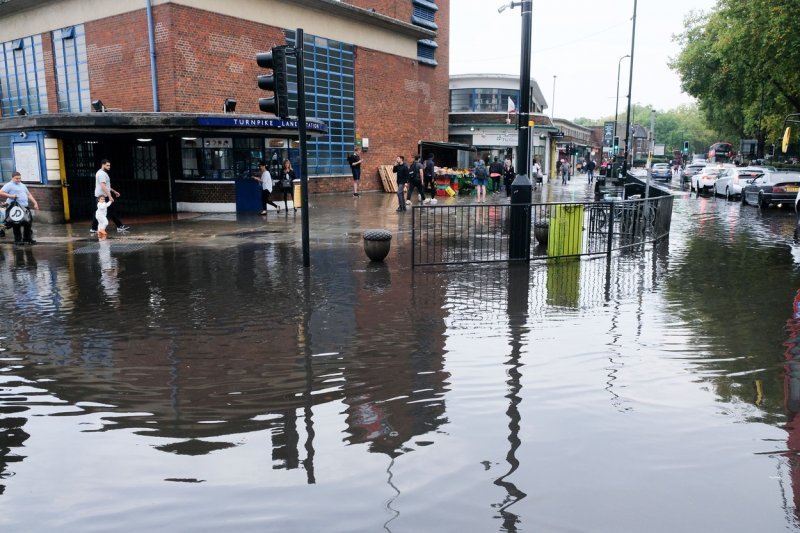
[[622, 0, 638, 175], [613, 55, 630, 158]]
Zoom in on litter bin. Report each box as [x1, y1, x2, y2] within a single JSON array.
[[293, 179, 302, 209]]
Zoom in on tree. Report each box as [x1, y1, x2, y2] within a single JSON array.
[[671, 0, 800, 151]]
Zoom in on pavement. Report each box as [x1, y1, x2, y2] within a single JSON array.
[[0, 174, 618, 249]]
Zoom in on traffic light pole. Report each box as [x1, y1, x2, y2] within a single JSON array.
[[295, 28, 311, 268]]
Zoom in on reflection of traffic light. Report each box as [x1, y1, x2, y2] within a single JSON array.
[[257, 46, 289, 118]]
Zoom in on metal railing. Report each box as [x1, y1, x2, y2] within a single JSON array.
[[411, 194, 673, 267]]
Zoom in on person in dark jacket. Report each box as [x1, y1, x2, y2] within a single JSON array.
[[423, 153, 436, 198], [503, 158, 515, 197], [280, 159, 298, 212], [406, 155, 426, 204], [489, 156, 504, 193], [393, 155, 410, 211]]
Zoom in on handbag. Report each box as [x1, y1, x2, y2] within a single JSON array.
[[281, 177, 291, 189], [5, 200, 31, 225]]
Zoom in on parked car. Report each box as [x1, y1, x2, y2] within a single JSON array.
[[713, 167, 765, 200], [741, 171, 800, 208], [680, 163, 706, 188], [649, 163, 672, 181], [690, 164, 735, 194]]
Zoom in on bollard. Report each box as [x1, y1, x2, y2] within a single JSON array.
[[362, 228, 392, 262], [292, 179, 302, 209], [509, 174, 532, 261]]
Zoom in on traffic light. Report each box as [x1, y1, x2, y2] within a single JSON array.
[[613, 136, 619, 154], [257, 46, 289, 118], [682, 140, 689, 154]]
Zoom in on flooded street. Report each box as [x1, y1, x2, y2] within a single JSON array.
[[3, 190, 800, 532]]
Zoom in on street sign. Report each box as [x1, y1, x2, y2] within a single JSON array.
[[553, 131, 565, 138], [603, 121, 614, 146]]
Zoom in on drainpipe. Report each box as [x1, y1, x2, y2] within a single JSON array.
[[146, 0, 160, 111]]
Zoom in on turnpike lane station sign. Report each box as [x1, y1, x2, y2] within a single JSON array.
[[197, 116, 327, 134]]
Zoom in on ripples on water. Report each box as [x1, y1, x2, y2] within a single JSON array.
[[2, 196, 800, 531]]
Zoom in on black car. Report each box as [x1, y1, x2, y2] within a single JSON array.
[[741, 171, 800, 208]]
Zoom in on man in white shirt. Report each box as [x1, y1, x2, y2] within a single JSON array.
[[92, 159, 130, 233]]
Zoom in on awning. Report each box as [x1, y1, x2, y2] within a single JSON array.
[[0, 112, 327, 138]]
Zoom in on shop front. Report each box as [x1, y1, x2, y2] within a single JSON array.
[[0, 113, 326, 223]]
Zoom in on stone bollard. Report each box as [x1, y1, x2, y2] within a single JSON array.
[[362, 229, 392, 262]]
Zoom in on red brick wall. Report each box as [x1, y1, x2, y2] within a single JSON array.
[[41, 33, 58, 113], [342, 0, 413, 20], [85, 10, 158, 111], [76, 2, 449, 196]]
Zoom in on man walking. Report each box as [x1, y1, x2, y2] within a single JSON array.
[[586, 159, 596, 184], [423, 153, 436, 198], [406, 155, 426, 204], [393, 155, 409, 212], [92, 159, 129, 233], [0, 171, 39, 245], [347, 146, 362, 197]]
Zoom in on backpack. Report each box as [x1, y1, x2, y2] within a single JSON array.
[[474, 163, 487, 178]]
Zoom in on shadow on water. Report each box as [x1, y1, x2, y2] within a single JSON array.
[[3, 196, 800, 530]]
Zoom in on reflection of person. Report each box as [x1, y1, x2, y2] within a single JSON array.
[[92, 159, 129, 233], [393, 155, 409, 212], [280, 160, 298, 212], [95, 195, 113, 237], [0, 171, 39, 245], [98, 238, 120, 302], [347, 146, 362, 197], [253, 161, 279, 214]]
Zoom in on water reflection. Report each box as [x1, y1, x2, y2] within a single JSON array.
[[5, 196, 800, 530]]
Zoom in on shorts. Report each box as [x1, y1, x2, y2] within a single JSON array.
[[473, 177, 488, 186], [351, 167, 361, 181]]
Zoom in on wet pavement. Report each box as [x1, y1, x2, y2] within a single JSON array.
[[3, 175, 800, 532]]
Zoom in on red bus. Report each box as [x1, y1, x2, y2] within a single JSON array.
[[708, 142, 735, 163]]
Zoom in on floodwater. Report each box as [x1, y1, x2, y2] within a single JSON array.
[[3, 192, 800, 532]]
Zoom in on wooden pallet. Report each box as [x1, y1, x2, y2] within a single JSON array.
[[378, 165, 398, 193]]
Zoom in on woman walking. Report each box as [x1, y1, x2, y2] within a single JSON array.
[[254, 161, 279, 214], [280, 159, 298, 212]]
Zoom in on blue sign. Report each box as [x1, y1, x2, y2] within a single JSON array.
[[197, 116, 327, 134]]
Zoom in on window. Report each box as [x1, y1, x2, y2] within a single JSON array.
[[411, 1, 438, 62], [286, 31, 355, 176], [0, 134, 13, 183], [449, 88, 519, 113], [132, 144, 157, 180], [0, 35, 48, 116], [52, 25, 90, 112]]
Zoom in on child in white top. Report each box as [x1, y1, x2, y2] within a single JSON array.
[[96, 195, 113, 237]]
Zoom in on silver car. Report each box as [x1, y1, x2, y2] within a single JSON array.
[[713, 167, 765, 200], [690, 164, 735, 194]]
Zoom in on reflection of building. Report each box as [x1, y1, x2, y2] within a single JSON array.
[[448, 74, 556, 172], [0, 0, 449, 221]]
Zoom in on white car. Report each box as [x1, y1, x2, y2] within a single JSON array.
[[691, 164, 735, 194], [713, 167, 765, 200]]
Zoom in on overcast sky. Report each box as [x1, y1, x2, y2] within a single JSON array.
[[449, 0, 718, 121]]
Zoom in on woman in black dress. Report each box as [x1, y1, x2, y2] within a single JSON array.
[[280, 159, 297, 212]]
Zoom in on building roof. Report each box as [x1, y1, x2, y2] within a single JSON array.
[[450, 73, 548, 110]]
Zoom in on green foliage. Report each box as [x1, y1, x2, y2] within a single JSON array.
[[671, 0, 800, 146]]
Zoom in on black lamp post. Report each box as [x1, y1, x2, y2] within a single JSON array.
[[622, 0, 638, 176], [613, 55, 629, 158], [498, 0, 533, 261]]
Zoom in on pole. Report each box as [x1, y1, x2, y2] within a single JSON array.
[[516, 0, 532, 178], [296, 28, 311, 268], [551, 75, 556, 120], [622, 0, 637, 177], [613, 55, 629, 159], [646, 108, 654, 198], [146, 0, 159, 111]]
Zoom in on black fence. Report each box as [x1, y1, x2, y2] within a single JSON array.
[[411, 194, 673, 267]]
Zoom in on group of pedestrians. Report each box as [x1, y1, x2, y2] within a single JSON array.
[[392, 153, 435, 211], [253, 158, 298, 214]]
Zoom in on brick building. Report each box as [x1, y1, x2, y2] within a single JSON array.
[[0, 0, 449, 222]]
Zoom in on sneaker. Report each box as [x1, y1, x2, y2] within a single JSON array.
[[396, 207, 404, 212], [90, 229, 97, 234], [116, 225, 131, 232], [260, 210, 267, 215], [24, 240, 36, 245]]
